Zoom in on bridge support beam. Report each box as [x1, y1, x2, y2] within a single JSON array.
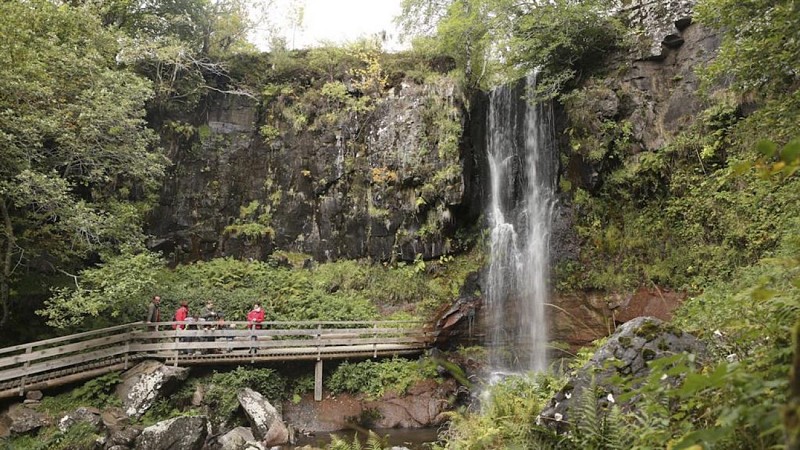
[[314, 359, 323, 401]]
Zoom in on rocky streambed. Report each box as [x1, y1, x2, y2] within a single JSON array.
[[0, 358, 457, 450]]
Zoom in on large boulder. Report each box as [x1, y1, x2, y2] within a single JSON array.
[[3, 403, 50, 435], [217, 426, 262, 450], [106, 426, 141, 448], [366, 379, 457, 428], [134, 415, 208, 450], [58, 406, 102, 432], [237, 388, 289, 445], [115, 360, 190, 418], [283, 379, 458, 432], [539, 317, 704, 431]]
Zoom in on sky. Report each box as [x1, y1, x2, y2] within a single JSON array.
[[251, 0, 407, 51]]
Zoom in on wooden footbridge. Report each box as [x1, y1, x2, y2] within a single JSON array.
[[0, 321, 437, 401]]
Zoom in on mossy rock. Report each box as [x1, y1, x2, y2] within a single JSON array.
[[634, 320, 663, 341]]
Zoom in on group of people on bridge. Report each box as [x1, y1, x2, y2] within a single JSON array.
[[145, 296, 266, 354]]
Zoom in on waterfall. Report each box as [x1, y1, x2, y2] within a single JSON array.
[[485, 73, 556, 375]]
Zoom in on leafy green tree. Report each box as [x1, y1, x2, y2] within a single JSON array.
[[0, 1, 165, 327], [397, 0, 621, 94], [105, 0, 272, 114], [695, 0, 800, 97], [397, 0, 506, 89], [507, 0, 623, 99]]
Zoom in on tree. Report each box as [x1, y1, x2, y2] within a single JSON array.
[[396, 0, 621, 94], [397, 0, 507, 89], [0, 1, 165, 327], [507, 0, 623, 99], [105, 0, 273, 114], [695, 0, 800, 97]]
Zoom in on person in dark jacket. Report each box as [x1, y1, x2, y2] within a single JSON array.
[[146, 295, 161, 331]]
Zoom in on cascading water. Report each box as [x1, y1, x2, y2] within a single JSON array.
[[485, 73, 556, 375]]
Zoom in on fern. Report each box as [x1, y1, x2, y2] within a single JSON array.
[[570, 381, 626, 450], [365, 431, 389, 450], [573, 383, 601, 448]]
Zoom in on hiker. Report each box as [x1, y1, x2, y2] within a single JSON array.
[[215, 312, 234, 353], [201, 300, 218, 321], [146, 295, 161, 331], [247, 302, 265, 354], [173, 301, 189, 330]]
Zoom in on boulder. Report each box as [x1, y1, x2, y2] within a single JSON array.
[[539, 317, 704, 432], [115, 360, 190, 418], [218, 426, 260, 450], [237, 388, 289, 445], [134, 416, 208, 450], [283, 379, 458, 432], [106, 426, 141, 448], [58, 406, 102, 432], [4, 403, 50, 435], [25, 390, 43, 402], [100, 407, 130, 431], [366, 379, 457, 428]]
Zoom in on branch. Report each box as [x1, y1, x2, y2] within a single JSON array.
[[56, 268, 80, 289]]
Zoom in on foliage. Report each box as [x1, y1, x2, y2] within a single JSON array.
[[438, 373, 564, 449], [223, 200, 275, 240], [2, 422, 101, 450], [398, 0, 512, 89], [327, 357, 440, 399], [37, 372, 122, 416], [110, 0, 270, 114], [40, 251, 164, 328], [562, 89, 800, 292], [138, 398, 199, 428], [329, 431, 390, 450], [397, 0, 622, 93], [507, 0, 624, 100], [569, 381, 625, 450], [695, 0, 800, 97], [39, 246, 482, 331], [0, 0, 165, 328]]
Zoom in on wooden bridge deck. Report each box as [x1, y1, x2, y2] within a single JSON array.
[[0, 321, 436, 400]]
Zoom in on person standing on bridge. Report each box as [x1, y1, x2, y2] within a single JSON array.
[[173, 301, 189, 330], [247, 302, 265, 355], [146, 295, 161, 331]]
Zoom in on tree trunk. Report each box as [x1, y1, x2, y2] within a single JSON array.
[[0, 198, 14, 328]]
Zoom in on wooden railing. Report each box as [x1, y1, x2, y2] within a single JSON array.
[[0, 321, 436, 400]]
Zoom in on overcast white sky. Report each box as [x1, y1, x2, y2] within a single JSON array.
[[251, 0, 407, 51]]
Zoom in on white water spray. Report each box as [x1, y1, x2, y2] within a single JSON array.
[[485, 73, 556, 375]]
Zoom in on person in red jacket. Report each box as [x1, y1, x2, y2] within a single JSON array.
[[173, 301, 189, 330], [247, 302, 265, 354]]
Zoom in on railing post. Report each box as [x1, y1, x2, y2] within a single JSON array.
[[123, 326, 132, 370], [19, 346, 32, 396], [174, 331, 180, 367], [316, 324, 322, 360], [373, 323, 378, 358], [314, 359, 323, 402]]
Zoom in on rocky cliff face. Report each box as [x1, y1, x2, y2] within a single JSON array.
[[149, 76, 482, 263]]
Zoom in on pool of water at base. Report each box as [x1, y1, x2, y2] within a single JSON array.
[[280, 427, 440, 449]]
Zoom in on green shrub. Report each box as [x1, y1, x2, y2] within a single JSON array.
[[327, 357, 439, 399], [438, 372, 564, 449], [37, 372, 122, 416]]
